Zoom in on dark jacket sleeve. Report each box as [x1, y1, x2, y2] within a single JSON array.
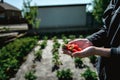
[[87, 28, 107, 47], [87, 0, 115, 47], [111, 46, 120, 56]]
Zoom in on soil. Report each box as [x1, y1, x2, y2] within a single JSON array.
[[10, 40, 98, 80]]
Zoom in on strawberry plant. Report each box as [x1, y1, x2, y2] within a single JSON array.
[[74, 57, 84, 68], [40, 40, 47, 49], [69, 35, 76, 40], [52, 40, 60, 54], [53, 41, 61, 49], [52, 51, 62, 71], [52, 48, 59, 54], [52, 36, 60, 49], [0, 36, 38, 79], [34, 50, 42, 61], [43, 36, 48, 41], [0, 69, 8, 80], [56, 68, 73, 80], [24, 70, 37, 80], [79, 35, 84, 38], [52, 36, 58, 42], [89, 55, 97, 66], [52, 52, 62, 67], [81, 68, 98, 80], [61, 34, 69, 44]]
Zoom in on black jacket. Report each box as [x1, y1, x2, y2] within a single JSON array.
[[87, 0, 120, 80]]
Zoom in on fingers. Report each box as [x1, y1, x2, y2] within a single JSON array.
[[68, 39, 82, 44], [62, 39, 93, 58], [62, 49, 72, 56], [68, 41, 77, 45], [72, 52, 83, 58], [63, 49, 84, 58], [72, 52, 78, 57]]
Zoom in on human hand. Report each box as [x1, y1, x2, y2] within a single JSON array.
[[62, 49, 73, 57], [62, 39, 93, 56], [62, 43, 82, 57], [72, 46, 111, 58], [72, 46, 95, 58], [68, 39, 93, 49]]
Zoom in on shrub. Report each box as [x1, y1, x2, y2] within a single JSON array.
[[0, 36, 38, 79], [24, 70, 37, 80], [52, 52, 62, 66], [56, 68, 73, 80], [34, 50, 42, 61], [81, 68, 98, 80], [74, 57, 84, 68], [89, 55, 97, 66]]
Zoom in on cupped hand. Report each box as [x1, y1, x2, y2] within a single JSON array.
[[62, 48, 73, 56], [72, 46, 95, 58], [62, 38, 93, 56], [68, 39, 93, 49]]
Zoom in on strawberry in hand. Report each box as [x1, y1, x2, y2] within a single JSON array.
[[63, 43, 82, 53]]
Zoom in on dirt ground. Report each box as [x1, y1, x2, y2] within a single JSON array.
[[10, 40, 98, 80]]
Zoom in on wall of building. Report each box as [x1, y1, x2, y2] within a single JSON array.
[[37, 5, 86, 30]]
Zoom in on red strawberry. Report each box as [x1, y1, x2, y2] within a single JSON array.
[[72, 49, 78, 52], [77, 48, 82, 51], [73, 44, 79, 49], [63, 43, 82, 53]]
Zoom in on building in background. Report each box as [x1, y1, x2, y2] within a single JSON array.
[[37, 3, 88, 33], [0, 0, 22, 24]]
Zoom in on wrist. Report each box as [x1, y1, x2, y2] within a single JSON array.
[[94, 47, 111, 57], [90, 46, 97, 55], [86, 39, 93, 46]]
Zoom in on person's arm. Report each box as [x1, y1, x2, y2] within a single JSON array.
[[72, 46, 120, 58], [71, 46, 110, 58], [87, 0, 115, 47], [87, 29, 107, 47], [94, 47, 110, 57]]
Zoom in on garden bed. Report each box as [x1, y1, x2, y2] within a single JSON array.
[[9, 35, 99, 80]]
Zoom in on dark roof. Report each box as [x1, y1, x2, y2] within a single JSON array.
[[38, 3, 88, 8], [0, 2, 20, 11]]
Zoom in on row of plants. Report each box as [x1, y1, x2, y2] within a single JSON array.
[[39, 36, 48, 49], [52, 36, 62, 71], [51, 36, 72, 80], [0, 36, 38, 80], [24, 36, 49, 80], [9, 35, 98, 80], [56, 67, 98, 80], [33, 36, 48, 62], [50, 36, 98, 80], [24, 35, 98, 80]]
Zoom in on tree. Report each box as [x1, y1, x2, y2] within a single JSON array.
[[92, 0, 110, 24], [22, 0, 40, 30]]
